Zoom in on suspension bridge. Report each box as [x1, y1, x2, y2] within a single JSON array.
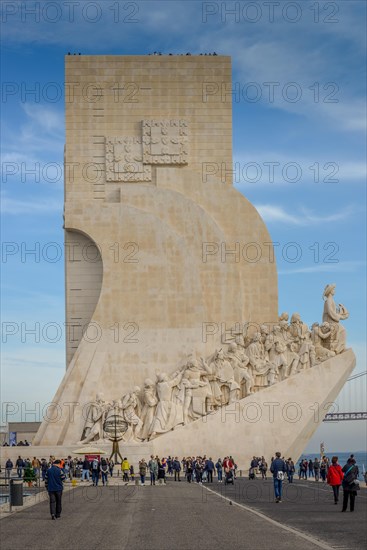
[[323, 370, 367, 421]]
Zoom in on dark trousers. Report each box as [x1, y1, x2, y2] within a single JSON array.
[[174, 470, 180, 481], [49, 491, 62, 517], [207, 470, 213, 483], [342, 490, 356, 511], [332, 485, 340, 502]]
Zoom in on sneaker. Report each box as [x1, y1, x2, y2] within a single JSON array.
[[51, 515, 56, 520]]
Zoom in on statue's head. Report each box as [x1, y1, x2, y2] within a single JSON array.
[[291, 313, 301, 324], [159, 373, 168, 382], [252, 332, 260, 342], [275, 341, 283, 351], [216, 349, 224, 360], [323, 283, 336, 298], [144, 378, 154, 388], [260, 325, 269, 335], [133, 386, 140, 394]]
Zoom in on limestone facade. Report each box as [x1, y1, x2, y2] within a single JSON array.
[[35, 55, 277, 446]]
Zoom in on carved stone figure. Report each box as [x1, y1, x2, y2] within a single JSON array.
[[286, 342, 300, 377], [225, 343, 253, 397], [311, 322, 335, 361], [180, 359, 212, 423], [272, 340, 288, 381], [322, 283, 349, 354], [138, 380, 158, 441], [289, 313, 310, 350], [149, 370, 185, 438], [80, 393, 108, 443], [200, 353, 223, 409], [247, 333, 272, 388], [121, 386, 142, 441]]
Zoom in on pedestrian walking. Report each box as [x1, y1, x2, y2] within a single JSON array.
[[16, 456, 24, 478], [259, 457, 268, 480], [5, 459, 13, 478], [121, 458, 130, 482], [173, 456, 181, 481], [186, 458, 193, 483], [205, 458, 215, 483], [341, 458, 360, 512], [148, 455, 158, 485], [139, 458, 147, 485], [327, 456, 344, 504], [45, 459, 66, 520], [41, 458, 48, 481], [81, 458, 90, 481], [157, 459, 166, 483], [101, 459, 109, 486], [270, 451, 286, 503], [314, 458, 320, 481], [320, 458, 327, 482], [286, 458, 295, 483], [91, 458, 100, 486], [215, 458, 223, 482]]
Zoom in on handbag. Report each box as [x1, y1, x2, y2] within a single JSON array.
[[352, 479, 360, 490], [277, 471, 285, 481]]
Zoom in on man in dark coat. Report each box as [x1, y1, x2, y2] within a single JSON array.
[[270, 452, 286, 503], [341, 458, 359, 512], [45, 459, 66, 520]]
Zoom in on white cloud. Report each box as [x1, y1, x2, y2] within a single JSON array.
[[254, 204, 357, 226], [278, 261, 365, 275]]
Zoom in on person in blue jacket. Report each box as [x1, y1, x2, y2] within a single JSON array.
[[45, 459, 66, 520], [270, 452, 287, 503]]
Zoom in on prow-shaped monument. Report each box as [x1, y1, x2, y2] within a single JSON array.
[[33, 56, 355, 466]]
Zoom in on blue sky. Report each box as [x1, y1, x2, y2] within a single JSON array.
[[1, 1, 366, 451]]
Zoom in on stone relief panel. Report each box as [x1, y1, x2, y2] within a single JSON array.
[[78, 283, 349, 446], [105, 137, 152, 182], [142, 119, 189, 165]]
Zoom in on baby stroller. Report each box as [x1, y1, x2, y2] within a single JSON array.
[[249, 467, 256, 480], [224, 469, 234, 485]]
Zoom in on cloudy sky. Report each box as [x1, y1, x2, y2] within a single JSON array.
[[1, 0, 366, 452]]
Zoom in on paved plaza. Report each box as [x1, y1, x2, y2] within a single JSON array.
[[1, 478, 366, 550]]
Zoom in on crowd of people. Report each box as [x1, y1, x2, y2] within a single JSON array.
[[136, 455, 237, 485], [3, 440, 30, 447], [2, 454, 239, 486], [2, 451, 364, 519]]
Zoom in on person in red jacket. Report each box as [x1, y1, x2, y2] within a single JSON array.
[[327, 456, 344, 504]]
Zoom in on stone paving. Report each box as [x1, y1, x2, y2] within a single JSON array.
[[1, 476, 366, 550]]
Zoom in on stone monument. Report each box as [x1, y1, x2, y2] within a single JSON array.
[[31, 56, 355, 466]]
